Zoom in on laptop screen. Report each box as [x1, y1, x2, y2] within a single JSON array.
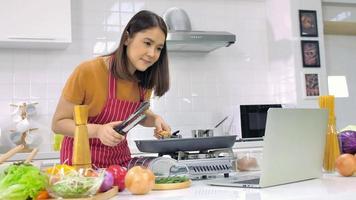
[[240, 104, 282, 138]]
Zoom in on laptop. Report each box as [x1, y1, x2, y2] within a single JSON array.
[[208, 108, 328, 188]]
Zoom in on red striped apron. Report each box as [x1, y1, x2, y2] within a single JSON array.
[[60, 72, 145, 168]]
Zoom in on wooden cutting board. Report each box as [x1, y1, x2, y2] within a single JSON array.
[[48, 186, 118, 200], [153, 180, 191, 190]]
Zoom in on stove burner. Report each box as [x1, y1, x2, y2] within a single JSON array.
[[159, 148, 234, 179], [160, 148, 233, 160]]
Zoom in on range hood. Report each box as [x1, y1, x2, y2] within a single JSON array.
[[166, 31, 236, 52], [163, 8, 236, 52]]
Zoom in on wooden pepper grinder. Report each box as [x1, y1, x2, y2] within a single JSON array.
[[72, 105, 92, 170]]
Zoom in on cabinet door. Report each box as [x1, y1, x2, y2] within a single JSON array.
[[0, 0, 71, 48]]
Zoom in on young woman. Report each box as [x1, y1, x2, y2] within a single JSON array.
[[52, 10, 171, 168]]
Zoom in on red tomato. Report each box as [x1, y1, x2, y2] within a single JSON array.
[[106, 165, 127, 191]]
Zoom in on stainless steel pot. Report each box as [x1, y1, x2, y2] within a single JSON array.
[[191, 129, 214, 138]]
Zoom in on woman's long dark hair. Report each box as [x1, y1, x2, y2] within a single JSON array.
[[108, 10, 169, 97]]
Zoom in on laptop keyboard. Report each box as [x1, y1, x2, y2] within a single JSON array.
[[233, 178, 260, 185]]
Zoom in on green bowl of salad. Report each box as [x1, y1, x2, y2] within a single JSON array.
[[47, 168, 104, 198]]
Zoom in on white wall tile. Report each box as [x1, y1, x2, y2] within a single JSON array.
[[0, 66, 13, 86], [48, 99, 59, 115], [46, 67, 64, 84], [13, 84, 30, 100], [0, 100, 12, 115], [0, 84, 13, 100], [13, 66, 31, 85], [46, 84, 62, 100], [121, 1, 134, 12]]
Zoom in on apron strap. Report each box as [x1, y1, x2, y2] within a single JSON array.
[[139, 86, 146, 102], [108, 73, 116, 99]]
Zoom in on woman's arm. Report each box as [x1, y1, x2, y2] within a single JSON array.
[[51, 95, 99, 138], [140, 109, 171, 138], [51, 96, 123, 146]]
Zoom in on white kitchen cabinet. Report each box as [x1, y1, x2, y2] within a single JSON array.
[[0, 0, 71, 49]]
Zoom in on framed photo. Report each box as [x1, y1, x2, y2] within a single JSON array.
[[302, 72, 320, 99], [299, 10, 318, 37], [301, 40, 320, 67]]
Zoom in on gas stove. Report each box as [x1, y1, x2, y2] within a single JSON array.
[[159, 148, 234, 179]]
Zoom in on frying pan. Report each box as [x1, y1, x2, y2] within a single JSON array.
[[135, 135, 237, 154]]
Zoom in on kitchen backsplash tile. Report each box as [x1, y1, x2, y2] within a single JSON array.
[[13, 84, 30, 100], [46, 84, 63, 100], [0, 84, 13, 100], [30, 67, 47, 85], [0, 0, 295, 153], [0, 66, 13, 85], [30, 84, 47, 99], [0, 100, 12, 115]]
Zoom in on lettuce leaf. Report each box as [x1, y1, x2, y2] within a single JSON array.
[[0, 184, 28, 200], [0, 163, 47, 200]]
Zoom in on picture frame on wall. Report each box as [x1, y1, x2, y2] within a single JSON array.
[[301, 40, 320, 67], [302, 72, 320, 99], [299, 10, 318, 37]]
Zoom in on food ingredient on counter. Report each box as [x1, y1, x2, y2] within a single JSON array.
[[0, 162, 47, 200], [47, 168, 104, 198], [125, 166, 155, 195], [106, 165, 127, 191], [338, 130, 356, 154], [44, 164, 75, 175], [36, 190, 49, 199], [99, 170, 114, 192], [155, 176, 189, 184], [335, 153, 356, 177], [153, 180, 191, 190], [236, 156, 258, 171]]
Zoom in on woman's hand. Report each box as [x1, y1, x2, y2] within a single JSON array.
[[153, 115, 171, 139], [96, 121, 125, 146]]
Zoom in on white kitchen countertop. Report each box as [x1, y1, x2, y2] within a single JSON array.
[[113, 173, 356, 200], [4, 151, 60, 162]]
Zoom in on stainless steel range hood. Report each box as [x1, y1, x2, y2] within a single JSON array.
[[166, 31, 236, 52], [163, 8, 236, 52]]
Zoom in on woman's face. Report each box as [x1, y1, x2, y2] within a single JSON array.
[[125, 27, 165, 73]]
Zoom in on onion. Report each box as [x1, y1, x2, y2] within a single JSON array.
[[339, 131, 356, 154], [335, 153, 356, 177], [106, 165, 127, 192], [125, 166, 155, 195], [99, 171, 114, 192]]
